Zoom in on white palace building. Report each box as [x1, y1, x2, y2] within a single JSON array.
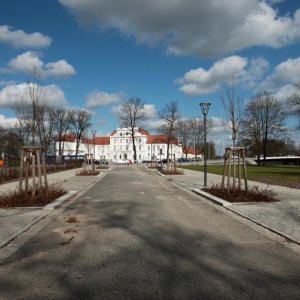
[[57, 127, 184, 162]]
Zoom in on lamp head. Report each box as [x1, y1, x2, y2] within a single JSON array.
[[199, 102, 211, 116]]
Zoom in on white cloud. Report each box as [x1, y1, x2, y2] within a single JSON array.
[[110, 103, 158, 128], [255, 57, 300, 93], [240, 57, 270, 89], [0, 25, 52, 48], [8, 51, 44, 74], [85, 90, 122, 108], [110, 104, 122, 116], [274, 84, 296, 103], [5, 51, 76, 78], [45, 60, 76, 78], [210, 117, 225, 135], [110, 102, 157, 116], [0, 80, 16, 86], [0, 114, 18, 129], [143, 104, 157, 119], [176, 56, 248, 96], [0, 83, 68, 109], [266, 0, 285, 4], [140, 119, 164, 132], [58, 0, 300, 58], [45, 84, 69, 107]]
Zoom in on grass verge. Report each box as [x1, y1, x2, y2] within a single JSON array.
[[179, 164, 300, 189]]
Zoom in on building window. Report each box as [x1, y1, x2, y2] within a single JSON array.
[[126, 146, 129, 151], [126, 139, 128, 143], [139, 146, 141, 151], [148, 146, 150, 151], [114, 139, 116, 144], [120, 139, 122, 144], [139, 154, 141, 159]]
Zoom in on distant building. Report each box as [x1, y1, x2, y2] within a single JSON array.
[[182, 146, 203, 161], [56, 127, 183, 162]]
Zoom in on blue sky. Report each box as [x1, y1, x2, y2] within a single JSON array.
[[0, 0, 300, 147]]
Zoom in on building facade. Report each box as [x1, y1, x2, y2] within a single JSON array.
[[57, 127, 183, 162]]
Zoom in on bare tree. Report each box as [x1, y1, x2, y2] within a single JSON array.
[[287, 81, 300, 131], [119, 97, 145, 162], [0, 128, 23, 161], [13, 68, 49, 147], [51, 109, 71, 155], [240, 92, 286, 165], [176, 118, 194, 159], [158, 101, 180, 168], [220, 74, 244, 146], [69, 109, 92, 157], [37, 106, 55, 154]]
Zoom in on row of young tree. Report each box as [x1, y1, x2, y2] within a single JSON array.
[[1, 107, 92, 160], [119, 98, 215, 166], [1, 71, 93, 161], [2, 70, 300, 166], [221, 76, 300, 165], [121, 79, 300, 168], [10, 88, 214, 166]]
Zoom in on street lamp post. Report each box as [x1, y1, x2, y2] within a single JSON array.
[[199, 102, 211, 187], [91, 129, 97, 173], [194, 118, 197, 161]]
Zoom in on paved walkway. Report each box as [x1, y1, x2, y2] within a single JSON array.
[[162, 168, 300, 244], [0, 166, 299, 255], [0, 168, 104, 249]]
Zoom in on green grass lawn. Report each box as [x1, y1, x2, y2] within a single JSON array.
[[179, 164, 300, 189]]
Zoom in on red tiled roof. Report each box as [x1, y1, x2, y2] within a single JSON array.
[[81, 137, 92, 144], [58, 134, 75, 142], [138, 128, 150, 136], [95, 137, 110, 145], [82, 136, 110, 145], [59, 135, 110, 145], [182, 146, 202, 155], [58, 129, 180, 146], [147, 135, 179, 144]]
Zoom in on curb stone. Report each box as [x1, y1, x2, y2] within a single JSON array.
[[192, 188, 232, 207]]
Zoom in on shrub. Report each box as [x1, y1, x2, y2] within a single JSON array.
[[203, 183, 279, 203], [76, 170, 100, 176], [0, 163, 82, 184], [161, 169, 184, 175], [96, 165, 109, 170], [0, 182, 67, 208]]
